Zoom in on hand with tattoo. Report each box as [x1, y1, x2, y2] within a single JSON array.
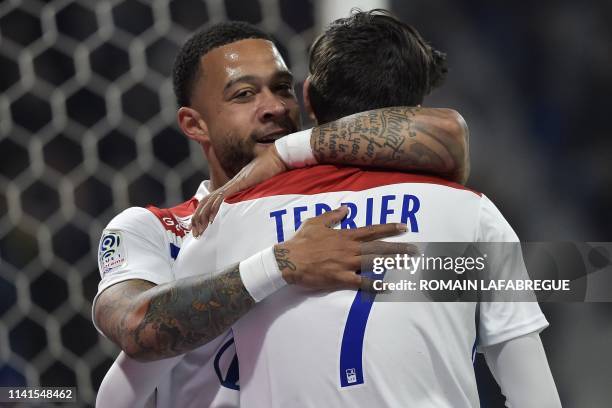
[[275, 206, 416, 291]]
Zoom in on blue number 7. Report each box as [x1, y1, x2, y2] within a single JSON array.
[[274, 210, 383, 388], [339, 269, 385, 387]]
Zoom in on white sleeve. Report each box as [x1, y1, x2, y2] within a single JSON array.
[[483, 333, 561, 408], [274, 128, 316, 168], [477, 195, 549, 348], [96, 352, 181, 408], [92, 207, 174, 334]]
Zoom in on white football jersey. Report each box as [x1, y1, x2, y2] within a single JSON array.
[[176, 166, 550, 408], [93, 181, 240, 408]]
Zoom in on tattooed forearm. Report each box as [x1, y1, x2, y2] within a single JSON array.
[[95, 266, 255, 361], [311, 106, 469, 183], [131, 264, 254, 360]]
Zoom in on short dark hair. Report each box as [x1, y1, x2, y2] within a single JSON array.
[[308, 9, 448, 123], [172, 21, 273, 107]]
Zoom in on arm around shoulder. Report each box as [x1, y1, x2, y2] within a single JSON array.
[[310, 106, 470, 183]]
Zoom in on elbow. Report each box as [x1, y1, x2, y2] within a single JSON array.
[[119, 333, 160, 362], [122, 344, 154, 362], [440, 109, 470, 184], [118, 309, 159, 362], [94, 283, 165, 361], [440, 109, 469, 147], [119, 324, 145, 361], [98, 306, 157, 362]]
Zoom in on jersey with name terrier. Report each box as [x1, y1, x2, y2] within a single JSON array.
[[176, 165, 548, 408]]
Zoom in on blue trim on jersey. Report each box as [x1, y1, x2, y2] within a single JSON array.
[[339, 270, 383, 388], [169, 243, 180, 260], [214, 337, 240, 390]]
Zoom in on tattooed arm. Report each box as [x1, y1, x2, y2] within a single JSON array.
[[94, 207, 410, 361], [191, 106, 469, 235], [94, 266, 253, 361], [312, 107, 469, 184]]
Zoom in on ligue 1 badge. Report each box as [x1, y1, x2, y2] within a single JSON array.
[[99, 231, 127, 274]]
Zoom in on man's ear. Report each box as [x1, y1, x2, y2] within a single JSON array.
[[302, 77, 316, 122], [177, 106, 209, 145]]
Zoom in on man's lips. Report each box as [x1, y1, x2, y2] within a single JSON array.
[[255, 129, 291, 144]]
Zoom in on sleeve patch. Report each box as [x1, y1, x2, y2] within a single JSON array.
[[99, 231, 127, 274]]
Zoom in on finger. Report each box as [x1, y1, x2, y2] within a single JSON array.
[[360, 254, 390, 271], [191, 214, 199, 238], [192, 200, 208, 237], [344, 223, 407, 242], [360, 242, 418, 256], [210, 195, 225, 222], [309, 206, 349, 228], [333, 271, 363, 290], [208, 192, 226, 224], [194, 193, 218, 236], [360, 254, 413, 275], [199, 200, 215, 235], [342, 254, 364, 271], [197, 197, 218, 235]]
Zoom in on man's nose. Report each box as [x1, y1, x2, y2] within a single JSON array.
[[257, 90, 289, 122]]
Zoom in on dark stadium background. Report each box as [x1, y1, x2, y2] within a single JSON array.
[[0, 0, 610, 406]]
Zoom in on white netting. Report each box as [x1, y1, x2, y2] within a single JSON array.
[[0, 0, 315, 405]]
